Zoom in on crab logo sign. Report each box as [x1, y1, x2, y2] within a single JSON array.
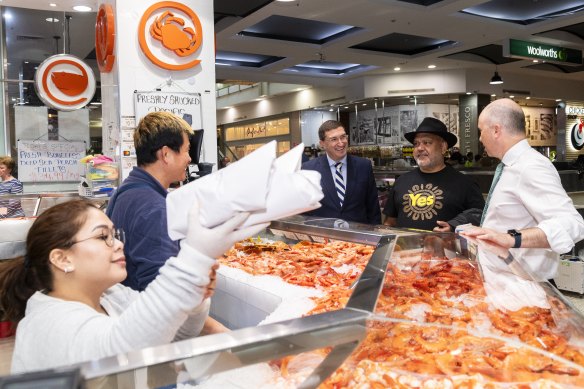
[[34, 54, 96, 111], [138, 1, 203, 71], [571, 118, 584, 150]]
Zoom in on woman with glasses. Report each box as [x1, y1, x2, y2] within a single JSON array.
[[0, 198, 266, 373]]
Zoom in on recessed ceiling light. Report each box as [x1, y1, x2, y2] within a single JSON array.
[[509, 95, 515, 98], [526, 96, 531, 100], [466, 92, 471, 95], [73, 5, 91, 11], [49, 3, 57, 6], [491, 94, 496, 97], [427, 65, 436, 69], [329, 108, 334, 112], [394, 67, 401, 71], [555, 99, 562, 102], [46, 17, 59, 22], [362, 103, 367, 106]]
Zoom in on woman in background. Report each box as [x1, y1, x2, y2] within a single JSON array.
[[0, 198, 266, 373], [0, 156, 24, 218]]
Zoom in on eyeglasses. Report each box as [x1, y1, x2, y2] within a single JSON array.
[[325, 134, 348, 143], [69, 228, 125, 248]]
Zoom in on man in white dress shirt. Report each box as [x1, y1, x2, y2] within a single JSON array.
[[462, 98, 584, 281]]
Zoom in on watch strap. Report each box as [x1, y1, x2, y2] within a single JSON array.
[[507, 229, 521, 248]]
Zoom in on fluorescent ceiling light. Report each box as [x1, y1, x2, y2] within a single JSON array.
[[73, 5, 91, 11]]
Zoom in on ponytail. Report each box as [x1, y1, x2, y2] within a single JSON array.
[[0, 256, 40, 322]]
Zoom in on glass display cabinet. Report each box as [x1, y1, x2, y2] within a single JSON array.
[[9, 216, 583, 388]]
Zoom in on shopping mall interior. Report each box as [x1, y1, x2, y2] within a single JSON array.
[[0, 0, 584, 386]]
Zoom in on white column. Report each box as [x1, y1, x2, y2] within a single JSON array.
[[99, 0, 217, 180]]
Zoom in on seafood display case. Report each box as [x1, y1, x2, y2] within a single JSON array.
[[61, 217, 584, 387]]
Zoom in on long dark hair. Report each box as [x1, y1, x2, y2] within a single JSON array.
[[0, 199, 96, 322]]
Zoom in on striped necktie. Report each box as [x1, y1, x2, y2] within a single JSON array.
[[480, 162, 504, 226], [334, 161, 345, 207]]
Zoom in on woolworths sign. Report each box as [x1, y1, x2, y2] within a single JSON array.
[[504, 39, 582, 66]]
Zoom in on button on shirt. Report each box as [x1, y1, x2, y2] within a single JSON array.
[[481, 140, 584, 279]]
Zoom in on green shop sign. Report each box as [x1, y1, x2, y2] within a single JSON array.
[[504, 39, 582, 66]]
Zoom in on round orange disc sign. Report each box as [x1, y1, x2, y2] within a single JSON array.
[[34, 54, 96, 111], [138, 1, 203, 71], [95, 3, 116, 73]]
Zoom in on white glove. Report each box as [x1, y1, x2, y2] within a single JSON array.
[[185, 200, 269, 259]]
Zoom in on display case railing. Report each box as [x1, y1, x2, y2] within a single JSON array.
[[0, 192, 108, 217]]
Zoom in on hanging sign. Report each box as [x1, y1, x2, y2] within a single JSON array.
[[504, 39, 583, 66], [138, 1, 203, 71], [95, 3, 116, 73], [34, 54, 96, 111]]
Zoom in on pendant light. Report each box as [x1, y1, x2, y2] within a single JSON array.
[[490, 67, 503, 85]]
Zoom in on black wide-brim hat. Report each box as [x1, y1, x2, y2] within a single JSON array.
[[404, 117, 458, 148]]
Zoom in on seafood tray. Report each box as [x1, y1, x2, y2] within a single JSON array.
[[74, 218, 584, 388], [211, 216, 397, 328]]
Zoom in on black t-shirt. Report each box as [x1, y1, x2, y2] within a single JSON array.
[[383, 166, 485, 231]]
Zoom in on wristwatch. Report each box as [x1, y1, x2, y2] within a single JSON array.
[[507, 229, 522, 248]]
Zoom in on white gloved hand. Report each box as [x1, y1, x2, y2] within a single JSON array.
[[185, 200, 269, 259]]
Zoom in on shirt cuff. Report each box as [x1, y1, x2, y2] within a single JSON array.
[[538, 219, 576, 254]]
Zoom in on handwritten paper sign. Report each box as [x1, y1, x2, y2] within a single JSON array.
[[17, 140, 85, 182], [134, 91, 202, 129]]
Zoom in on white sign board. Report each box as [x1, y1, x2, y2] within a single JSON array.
[[134, 91, 202, 129], [17, 140, 85, 182]]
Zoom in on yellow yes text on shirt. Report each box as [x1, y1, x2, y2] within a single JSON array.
[[408, 193, 434, 207]]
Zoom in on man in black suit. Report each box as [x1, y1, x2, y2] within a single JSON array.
[[302, 120, 381, 224]]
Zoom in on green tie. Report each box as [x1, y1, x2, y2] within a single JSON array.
[[480, 162, 504, 226]]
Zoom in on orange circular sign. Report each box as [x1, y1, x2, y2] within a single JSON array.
[[95, 3, 115, 73], [138, 1, 203, 71], [34, 54, 96, 111]]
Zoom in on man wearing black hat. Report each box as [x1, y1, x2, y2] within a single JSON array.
[[383, 117, 485, 231]]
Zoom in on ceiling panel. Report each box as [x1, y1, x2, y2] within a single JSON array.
[[351, 33, 456, 55], [442, 45, 522, 65], [216, 51, 285, 67], [239, 15, 362, 44], [461, 0, 584, 25]]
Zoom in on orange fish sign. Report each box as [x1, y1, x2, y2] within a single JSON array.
[[95, 3, 116, 73], [138, 1, 203, 71], [34, 54, 96, 111]]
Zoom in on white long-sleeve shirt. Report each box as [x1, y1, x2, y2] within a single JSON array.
[[11, 243, 213, 373], [481, 140, 584, 279]]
